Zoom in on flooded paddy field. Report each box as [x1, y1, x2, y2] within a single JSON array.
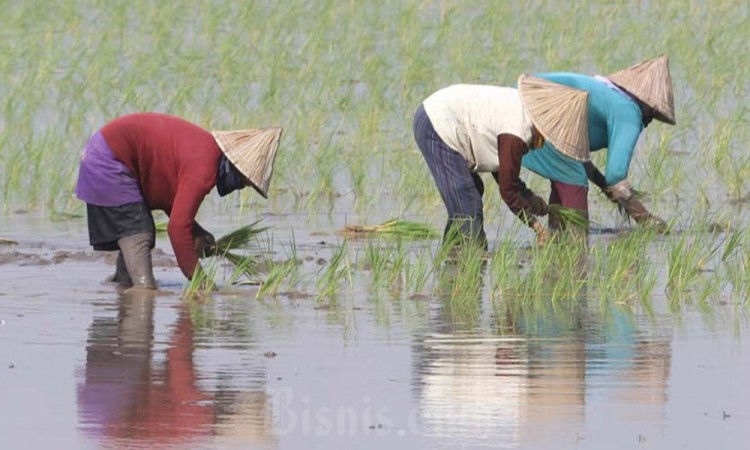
[[2, 209, 749, 449], [2, 0, 750, 448]]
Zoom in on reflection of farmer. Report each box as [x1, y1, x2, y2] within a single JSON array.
[[413, 75, 590, 248], [77, 291, 214, 444], [522, 55, 676, 230], [75, 113, 282, 288]]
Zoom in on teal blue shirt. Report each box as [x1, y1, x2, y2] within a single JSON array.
[[522, 73, 644, 187]]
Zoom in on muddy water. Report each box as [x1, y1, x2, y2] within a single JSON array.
[[1, 214, 749, 450]]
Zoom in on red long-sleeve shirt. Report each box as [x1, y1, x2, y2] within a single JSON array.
[[102, 113, 221, 279]]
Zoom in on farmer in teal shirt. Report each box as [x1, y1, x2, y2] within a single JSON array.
[[522, 55, 676, 230]]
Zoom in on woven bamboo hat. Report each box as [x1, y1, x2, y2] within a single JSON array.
[[517, 74, 590, 162], [212, 127, 283, 198], [607, 55, 676, 125]]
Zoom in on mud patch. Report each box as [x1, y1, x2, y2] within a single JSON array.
[[1, 246, 178, 267], [282, 290, 313, 300], [0, 251, 103, 266]]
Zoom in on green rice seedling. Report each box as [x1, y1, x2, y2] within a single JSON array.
[[360, 242, 391, 290], [515, 239, 561, 301], [436, 261, 483, 328], [345, 149, 371, 213], [710, 112, 750, 202], [641, 130, 680, 195], [404, 247, 433, 297], [547, 242, 589, 302], [722, 229, 743, 262], [548, 204, 589, 229], [723, 229, 750, 301], [588, 229, 657, 305], [518, 237, 588, 304], [225, 255, 262, 287], [316, 242, 352, 303], [184, 262, 219, 297], [183, 221, 269, 290], [488, 238, 525, 299], [222, 252, 262, 281], [442, 241, 487, 306], [696, 274, 721, 309], [256, 258, 302, 299], [213, 220, 268, 251], [208, 220, 268, 278], [384, 240, 408, 290], [666, 234, 721, 293], [279, 232, 306, 288], [340, 219, 439, 240]]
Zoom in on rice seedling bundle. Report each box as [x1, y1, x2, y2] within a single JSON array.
[[209, 220, 268, 278], [547, 204, 589, 229], [340, 219, 439, 240]]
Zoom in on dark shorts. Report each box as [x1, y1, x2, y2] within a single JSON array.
[[87, 202, 155, 251]]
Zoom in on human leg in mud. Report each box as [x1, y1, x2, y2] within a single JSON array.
[[117, 232, 157, 289], [109, 251, 131, 285], [86, 202, 158, 289], [413, 104, 487, 248]]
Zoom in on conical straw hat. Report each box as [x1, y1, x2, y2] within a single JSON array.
[[518, 74, 590, 162], [212, 127, 283, 198], [607, 55, 675, 125]]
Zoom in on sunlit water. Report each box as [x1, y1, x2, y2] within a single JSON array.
[[1, 214, 748, 450]]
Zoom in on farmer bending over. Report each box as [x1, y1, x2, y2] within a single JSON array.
[[75, 113, 282, 289], [522, 55, 676, 230], [413, 74, 590, 248]]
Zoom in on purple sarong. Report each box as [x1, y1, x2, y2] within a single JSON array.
[[75, 131, 144, 207]]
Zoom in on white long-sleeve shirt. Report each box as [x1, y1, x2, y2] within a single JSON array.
[[423, 84, 534, 172]]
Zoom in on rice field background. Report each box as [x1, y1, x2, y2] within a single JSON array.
[[1, 1, 749, 449]]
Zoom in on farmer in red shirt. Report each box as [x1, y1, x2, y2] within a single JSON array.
[[75, 113, 282, 289]]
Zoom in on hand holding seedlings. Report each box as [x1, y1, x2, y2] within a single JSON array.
[[193, 223, 216, 258], [607, 181, 669, 233], [532, 222, 552, 246]]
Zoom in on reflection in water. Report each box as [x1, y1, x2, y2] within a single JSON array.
[[416, 251, 672, 447], [77, 291, 276, 449]]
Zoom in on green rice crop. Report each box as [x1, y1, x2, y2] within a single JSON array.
[[0, 0, 737, 219], [213, 220, 268, 251], [548, 204, 589, 229], [184, 263, 219, 297], [340, 219, 440, 240], [316, 242, 352, 303], [255, 258, 302, 299]]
